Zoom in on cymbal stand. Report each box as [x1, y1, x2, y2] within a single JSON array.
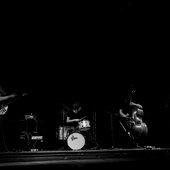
[[61, 109, 66, 149], [0, 117, 8, 152], [104, 110, 115, 148], [92, 112, 97, 146], [110, 114, 115, 148]]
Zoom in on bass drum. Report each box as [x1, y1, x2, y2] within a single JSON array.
[[67, 132, 85, 150]]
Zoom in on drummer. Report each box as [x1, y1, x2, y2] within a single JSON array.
[[66, 101, 98, 149], [66, 101, 85, 127]]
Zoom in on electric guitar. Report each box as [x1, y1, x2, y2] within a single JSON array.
[[0, 92, 28, 116], [0, 105, 8, 116]]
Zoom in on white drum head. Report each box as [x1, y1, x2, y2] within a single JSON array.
[[67, 132, 85, 150]]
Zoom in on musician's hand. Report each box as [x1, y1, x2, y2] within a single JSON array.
[[75, 119, 80, 122], [126, 113, 130, 117]]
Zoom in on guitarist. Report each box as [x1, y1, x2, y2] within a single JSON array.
[[0, 85, 17, 151], [0, 86, 16, 116]]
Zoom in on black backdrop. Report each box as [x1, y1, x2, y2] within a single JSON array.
[[1, 1, 170, 150]]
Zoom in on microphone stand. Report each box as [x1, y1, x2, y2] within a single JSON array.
[[104, 110, 115, 148]]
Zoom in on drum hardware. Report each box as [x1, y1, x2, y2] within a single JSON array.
[[58, 126, 71, 140], [19, 131, 44, 151], [25, 114, 36, 120], [19, 113, 44, 151], [31, 135, 43, 140], [78, 119, 91, 131], [58, 105, 71, 147]]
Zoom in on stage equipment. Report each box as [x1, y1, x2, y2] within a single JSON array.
[[67, 132, 85, 150], [19, 113, 44, 151], [78, 119, 91, 131]]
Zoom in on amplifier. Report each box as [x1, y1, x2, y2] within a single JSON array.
[[31, 136, 43, 140]]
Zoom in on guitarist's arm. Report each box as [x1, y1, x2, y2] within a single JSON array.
[[0, 94, 16, 102]]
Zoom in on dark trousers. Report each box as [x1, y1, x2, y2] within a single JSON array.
[[80, 130, 97, 148]]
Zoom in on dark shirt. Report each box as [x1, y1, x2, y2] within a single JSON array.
[[66, 110, 87, 127]]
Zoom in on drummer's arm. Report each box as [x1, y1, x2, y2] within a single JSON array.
[[66, 117, 79, 123]]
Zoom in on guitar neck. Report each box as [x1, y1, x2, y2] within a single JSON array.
[[0, 93, 27, 108], [113, 113, 133, 121]]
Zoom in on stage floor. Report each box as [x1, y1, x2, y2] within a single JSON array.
[[0, 147, 170, 169]]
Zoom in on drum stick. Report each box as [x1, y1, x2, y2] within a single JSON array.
[[78, 116, 87, 122]]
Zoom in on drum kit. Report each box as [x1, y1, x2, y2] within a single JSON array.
[[57, 119, 91, 150], [19, 113, 44, 151]]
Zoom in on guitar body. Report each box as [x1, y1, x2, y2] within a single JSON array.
[[0, 106, 8, 116]]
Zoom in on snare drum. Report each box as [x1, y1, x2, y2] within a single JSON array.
[[67, 132, 85, 150], [78, 119, 91, 131]]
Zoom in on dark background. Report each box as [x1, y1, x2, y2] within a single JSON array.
[[1, 1, 170, 150]]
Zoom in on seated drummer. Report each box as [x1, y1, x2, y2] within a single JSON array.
[[66, 101, 98, 149], [66, 101, 86, 127]]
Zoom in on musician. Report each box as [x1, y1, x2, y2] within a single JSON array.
[[66, 101, 98, 149], [119, 101, 143, 122], [0, 85, 16, 116], [66, 102, 85, 126], [0, 85, 16, 151], [118, 87, 148, 147]]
